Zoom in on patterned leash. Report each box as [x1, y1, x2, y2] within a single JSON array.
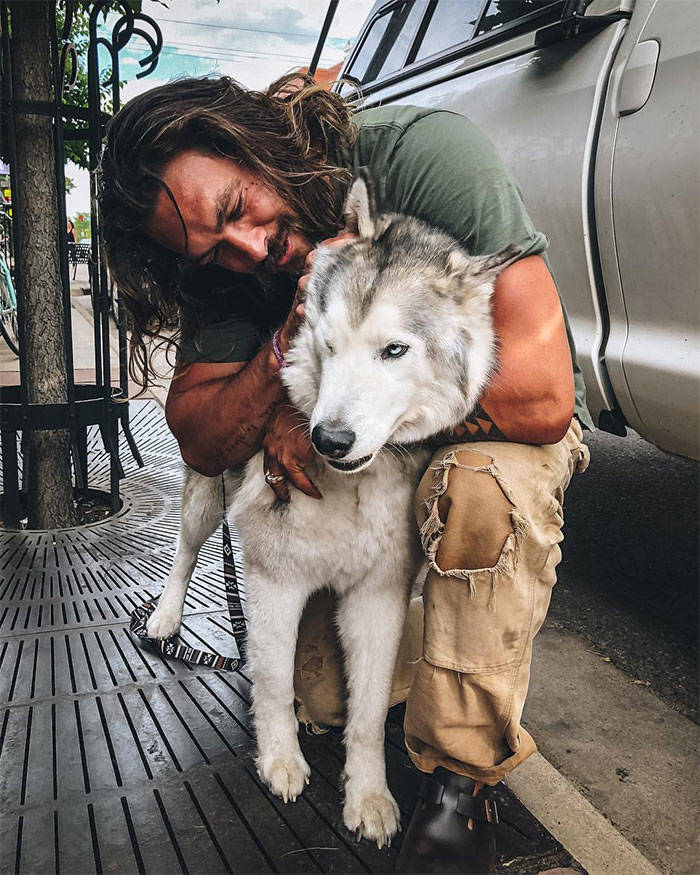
[[129, 475, 246, 671]]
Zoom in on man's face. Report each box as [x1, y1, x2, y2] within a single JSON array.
[[145, 150, 313, 275]]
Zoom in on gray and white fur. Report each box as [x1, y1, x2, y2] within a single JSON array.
[[146, 173, 519, 847]]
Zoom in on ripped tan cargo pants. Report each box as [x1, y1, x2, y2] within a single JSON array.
[[293, 419, 589, 785]]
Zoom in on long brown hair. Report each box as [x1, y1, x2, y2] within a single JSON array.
[[99, 73, 355, 388]]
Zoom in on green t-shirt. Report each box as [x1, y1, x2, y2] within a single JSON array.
[[180, 105, 593, 428]]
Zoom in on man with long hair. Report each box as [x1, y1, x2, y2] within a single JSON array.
[[101, 73, 590, 873]]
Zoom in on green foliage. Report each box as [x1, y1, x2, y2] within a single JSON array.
[[58, 6, 107, 168], [72, 0, 142, 11], [71, 212, 92, 241], [58, 1, 144, 169]]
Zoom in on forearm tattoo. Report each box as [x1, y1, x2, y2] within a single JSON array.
[[441, 403, 507, 443], [223, 401, 277, 458]]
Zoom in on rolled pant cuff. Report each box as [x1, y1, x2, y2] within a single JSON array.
[[404, 727, 538, 786]]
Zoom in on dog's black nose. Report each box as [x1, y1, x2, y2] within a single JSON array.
[[312, 424, 356, 458]]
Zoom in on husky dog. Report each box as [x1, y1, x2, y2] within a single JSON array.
[[146, 174, 519, 846]]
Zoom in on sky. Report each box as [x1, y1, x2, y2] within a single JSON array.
[[66, 0, 375, 218]]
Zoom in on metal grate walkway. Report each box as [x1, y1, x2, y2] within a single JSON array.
[[0, 401, 580, 874]]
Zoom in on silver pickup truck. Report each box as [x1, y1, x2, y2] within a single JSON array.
[[337, 0, 699, 460]]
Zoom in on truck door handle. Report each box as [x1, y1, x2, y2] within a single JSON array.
[[616, 40, 660, 116]]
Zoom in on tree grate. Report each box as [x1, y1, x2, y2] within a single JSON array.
[[0, 400, 582, 873]]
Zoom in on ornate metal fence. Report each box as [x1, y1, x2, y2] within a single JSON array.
[[0, 1, 163, 527]]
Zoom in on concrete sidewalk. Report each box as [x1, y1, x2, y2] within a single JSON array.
[[515, 624, 698, 873]]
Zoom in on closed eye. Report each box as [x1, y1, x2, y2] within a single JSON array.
[[227, 196, 243, 223], [191, 198, 244, 266], [381, 342, 409, 360]]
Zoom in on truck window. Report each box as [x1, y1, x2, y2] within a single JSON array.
[[411, 0, 484, 63], [476, 0, 561, 36], [347, 1, 425, 85]]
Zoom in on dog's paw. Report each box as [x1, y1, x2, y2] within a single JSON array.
[[146, 604, 182, 640], [343, 789, 400, 849], [258, 752, 311, 803]]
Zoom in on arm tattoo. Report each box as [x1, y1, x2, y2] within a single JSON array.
[[441, 403, 507, 443], [224, 401, 277, 454]]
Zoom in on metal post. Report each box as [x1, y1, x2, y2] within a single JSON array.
[[309, 0, 339, 77], [49, 0, 80, 501]]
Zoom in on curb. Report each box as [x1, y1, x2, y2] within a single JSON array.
[[506, 753, 660, 875]]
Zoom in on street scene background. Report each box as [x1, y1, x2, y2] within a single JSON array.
[[0, 2, 697, 873]]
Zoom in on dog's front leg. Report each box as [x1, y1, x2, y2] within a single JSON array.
[[337, 577, 409, 847], [147, 467, 223, 640], [248, 570, 311, 802]]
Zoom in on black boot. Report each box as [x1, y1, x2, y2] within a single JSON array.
[[395, 767, 498, 873]]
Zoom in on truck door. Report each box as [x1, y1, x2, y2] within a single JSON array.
[[596, 0, 700, 458]]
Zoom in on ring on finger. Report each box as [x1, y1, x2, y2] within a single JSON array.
[[265, 471, 285, 485]]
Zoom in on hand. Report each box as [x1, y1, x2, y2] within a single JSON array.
[[277, 279, 306, 356], [262, 403, 322, 501], [277, 233, 357, 355], [304, 231, 357, 274]]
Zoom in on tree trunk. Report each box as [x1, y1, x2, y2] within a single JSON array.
[[10, 2, 76, 528]]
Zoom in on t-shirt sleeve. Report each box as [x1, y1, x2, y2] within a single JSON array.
[[178, 313, 263, 364], [381, 110, 548, 259]]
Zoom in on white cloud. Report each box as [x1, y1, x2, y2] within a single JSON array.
[[105, 0, 374, 93]]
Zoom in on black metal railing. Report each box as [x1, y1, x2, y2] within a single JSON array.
[[0, 0, 163, 527]]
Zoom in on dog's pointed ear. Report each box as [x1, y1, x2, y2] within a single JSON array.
[[461, 244, 523, 279], [343, 170, 377, 239], [447, 244, 523, 280]]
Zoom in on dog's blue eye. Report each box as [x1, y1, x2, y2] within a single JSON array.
[[382, 343, 409, 360]]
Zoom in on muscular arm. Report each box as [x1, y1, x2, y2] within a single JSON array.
[[442, 255, 575, 446], [164, 341, 285, 476], [164, 246, 346, 486]]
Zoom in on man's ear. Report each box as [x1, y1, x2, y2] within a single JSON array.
[[343, 169, 377, 239]]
